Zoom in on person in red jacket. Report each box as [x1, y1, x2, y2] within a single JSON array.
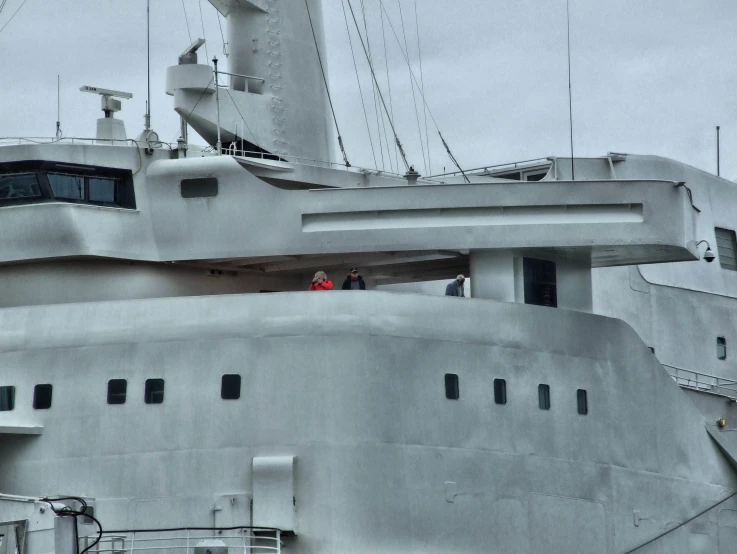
[[309, 271, 333, 291]]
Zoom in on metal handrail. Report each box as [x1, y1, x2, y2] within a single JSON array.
[[428, 157, 552, 178], [663, 364, 737, 398], [0, 137, 175, 149], [80, 529, 282, 554]]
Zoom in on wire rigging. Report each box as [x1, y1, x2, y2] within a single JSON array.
[[340, 0, 378, 169], [305, 0, 350, 167], [181, 0, 192, 43], [379, 7, 399, 171], [397, 0, 428, 175], [224, 87, 262, 150], [0, 1, 8, 14], [0, 0, 29, 36], [378, 0, 468, 181], [414, 0, 431, 175], [217, 12, 229, 57], [566, 0, 575, 180], [198, 0, 209, 63], [360, 0, 387, 171]]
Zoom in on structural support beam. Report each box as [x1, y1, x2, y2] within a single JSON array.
[[469, 251, 517, 302]]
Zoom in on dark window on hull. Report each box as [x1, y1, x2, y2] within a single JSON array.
[[445, 374, 460, 400], [221, 374, 242, 400], [538, 384, 550, 410], [181, 178, 218, 198], [577, 389, 588, 415], [718, 337, 727, 360], [144, 379, 165, 404], [0, 386, 15, 411], [523, 258, 557, 308], [494, 379, 507, 405], [107, 379, 127, 405], [33, 384, 53, 410]]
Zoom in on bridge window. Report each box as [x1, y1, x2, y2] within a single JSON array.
[[718, 337, 727, 360], [0, 173, 42, 200], [523, 258, 557, 308], [494, 379, 507, 405], [538, 384, 551, 410], [577, 389, 588, 415], [144, 379, 165, 404], [0, 386, 15, 411], [715, 228, 737, 271], [48, 174, 84, 200], [445, 374, 459, 400], [107, 379, 127, 405], [221, 374, 242, 400], [33, 384, 53, 410]]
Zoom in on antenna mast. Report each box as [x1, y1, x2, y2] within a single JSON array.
[[717, 126, 721, 177], [566, 0, 575, 180], [55, 75, 62, 140], [145, 0, 151, 133]]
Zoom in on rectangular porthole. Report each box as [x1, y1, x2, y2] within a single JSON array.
[[445, 374, 459, 400], [33, 384, 53, 410], [0, 386, 15, 411], [221, 374, 242, 400], [144, 379, 165, 404], [538, 384, 551, 410], [107, 379, 127, 405], [181, 177, 218, 198], [494, 379, 507, 405], [718, 337, 727, 360], [577, 389, 588, 415]]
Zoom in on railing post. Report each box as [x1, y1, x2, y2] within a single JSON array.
[[276, 530, 281, 554], [129, 532, 135, 554]]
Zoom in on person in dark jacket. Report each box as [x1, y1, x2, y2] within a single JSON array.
[[445, 274, 466, 297], [342, 268, 366, 290]]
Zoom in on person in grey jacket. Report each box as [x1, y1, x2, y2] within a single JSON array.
[[445, 275, 466, 297]]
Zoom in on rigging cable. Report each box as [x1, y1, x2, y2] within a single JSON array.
[[304, 0, 351, 167], [198, 0, 209, 63], [224, 87, 262, 150], [397, 0, 428, 175], [566, 0, 575, 180], [379, 6, 399, 171], [378, 0, 468, 181], [340, 0, 378, 169], [414, 0, 431, 175], [0, 0, 29, 35], [345, 0, 411, 172], [217, 12, 229, 57], [0, 1, 8, 14], [181, 0, 192, 43], [360, 0, 387, 171], [623, 489, 737, 553]]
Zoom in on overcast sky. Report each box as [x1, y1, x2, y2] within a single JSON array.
[[1, 0, 736, 179]]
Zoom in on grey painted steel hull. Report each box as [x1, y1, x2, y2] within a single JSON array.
[[1, 291, 737, 553]]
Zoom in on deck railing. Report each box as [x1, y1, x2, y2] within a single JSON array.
[[79, 529, 282, 554], [664, 364, 737, 399]]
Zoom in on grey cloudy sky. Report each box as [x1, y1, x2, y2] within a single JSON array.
[[1, 0, 736, 179]]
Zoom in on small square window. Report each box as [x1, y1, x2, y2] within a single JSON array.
[[144, 379, 165, 404], [577, 389, 588, 415], [0, 386, 15, 411], [494, 379, 507, 405], [538, 384, 550, 410], [33, 384, 53, 410], [717, 337, 727, 360], [221, 374, 242, 400], [89, 177, 116, 203], [107, 379, 127, 405], [445, 374, 459, 400]]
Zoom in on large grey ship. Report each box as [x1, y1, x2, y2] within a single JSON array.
[[2, 1, 737, 553]]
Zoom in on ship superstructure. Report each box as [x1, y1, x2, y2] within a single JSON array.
[[1, 2, 737, 554]]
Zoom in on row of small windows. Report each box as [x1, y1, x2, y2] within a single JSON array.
[[0, 375, 243, 411], [444, 374, 589, 415]]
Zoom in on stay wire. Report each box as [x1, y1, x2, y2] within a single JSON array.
[[346, 0, 410, 172], [566, 0, 575, 180], [304, 0, 350, 167], [0, 0, 29, 35], [623, 489, 737, 553], [0, 1, 8, 15], [340, 0, 378, 169], [224, 87, 262, 150], [414, 0, 431, 175], [181, 0, 192, 43], [198, 0, 209, 62], [380, 7, 399, 171], [378, 0, 467, 180], [397, 0, 428, 175], [360, 0, 386, 171], [217, 12, 228, 57]]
